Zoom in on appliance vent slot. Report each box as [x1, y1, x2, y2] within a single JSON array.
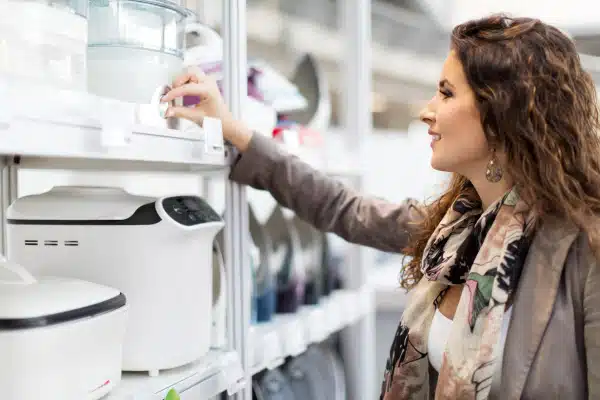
[[64, 240, 79, 247], [44, 240, 58, 246], [24, 240, 38, 246]]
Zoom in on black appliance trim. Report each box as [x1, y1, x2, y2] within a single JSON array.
[[0, 293, 127, 330], [7, 202, 161, 226]]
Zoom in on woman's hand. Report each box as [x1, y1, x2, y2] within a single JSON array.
[[161, 67, 253, 152]]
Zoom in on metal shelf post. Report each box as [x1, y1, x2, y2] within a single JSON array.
[[222, 0, 252, 399], [1, 157, 18, 255], [338, 0, 377, 398]]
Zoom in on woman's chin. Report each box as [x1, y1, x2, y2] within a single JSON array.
[[430, 157, 454, 173]]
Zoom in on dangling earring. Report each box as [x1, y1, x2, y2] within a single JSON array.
[[485, 149, 503, 183]]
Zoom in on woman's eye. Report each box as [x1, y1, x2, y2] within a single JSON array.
[[439, 89, 453, 99]]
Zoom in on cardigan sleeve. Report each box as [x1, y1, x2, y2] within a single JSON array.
[[229, 134, 425, 253]]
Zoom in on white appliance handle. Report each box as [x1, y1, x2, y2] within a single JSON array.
[[185, 23, 223, 48], [0, 257, 37, 285]]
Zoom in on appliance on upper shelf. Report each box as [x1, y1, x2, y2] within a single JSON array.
[[183, 22, 280, 135], [0, 0, 88, 89], [283, 53, 332, 134], [271, 53, 331, 151], [6, 186, 224, 377], [86, 0, 192, 104], [247, 60, 309, 114], [0, 256, 128, 399]]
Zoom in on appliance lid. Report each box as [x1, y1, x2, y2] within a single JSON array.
[[0, 258, 125, 329], [6, 186, 158, 222]]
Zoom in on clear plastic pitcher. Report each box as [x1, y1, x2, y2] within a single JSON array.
[[87, 0, 191, 103]]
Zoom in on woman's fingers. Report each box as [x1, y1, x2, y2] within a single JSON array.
[[161, 82, 210, 103], [165, 106, 206, 124], [172, 66, 207, 88]]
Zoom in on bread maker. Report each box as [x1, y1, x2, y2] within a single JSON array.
[[0, 257, 127, 400], [6, 186, 224, 376]]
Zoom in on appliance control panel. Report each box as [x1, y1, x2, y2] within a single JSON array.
[[161, 196, 221, 226]]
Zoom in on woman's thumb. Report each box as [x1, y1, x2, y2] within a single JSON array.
[[165, 106, 205, 125]]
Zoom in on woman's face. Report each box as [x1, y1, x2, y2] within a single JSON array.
[[420, 51, 491, 178]]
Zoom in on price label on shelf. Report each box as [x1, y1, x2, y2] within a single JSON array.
[[99, 100, 134, 148], [203, 117, 224, 155]]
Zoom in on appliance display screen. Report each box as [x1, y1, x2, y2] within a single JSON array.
[[162, 196, 221, 226]]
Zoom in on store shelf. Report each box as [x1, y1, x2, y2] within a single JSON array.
[[106, 349, 245, 400], [248, 286, 373, 375], [0, 77, 232, 172]]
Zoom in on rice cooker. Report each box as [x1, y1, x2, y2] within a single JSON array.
[[0, 256, 127, 400], [6, 186, 224, 376]]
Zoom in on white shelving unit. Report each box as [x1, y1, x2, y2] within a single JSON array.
[[0, 0, 377, 399], [0, 78, 230, 172], [106, 350, 245, 400], [248, 287, 373, 377], [0, 76, 245, 398]]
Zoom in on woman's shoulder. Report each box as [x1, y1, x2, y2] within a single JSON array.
[[530, 214, 593, 273]]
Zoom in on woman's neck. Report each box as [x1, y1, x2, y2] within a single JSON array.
[[469, 174, 514, 211]]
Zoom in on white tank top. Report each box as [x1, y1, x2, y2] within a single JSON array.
[[427, 307, 513, 373]]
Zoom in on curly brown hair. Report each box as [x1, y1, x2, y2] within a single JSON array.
[[400, 14, 600, 290]]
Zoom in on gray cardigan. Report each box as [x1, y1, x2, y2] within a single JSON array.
[[230, 134, 600, 399]]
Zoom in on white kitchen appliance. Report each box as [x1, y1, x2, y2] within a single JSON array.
[[183, 22, 278, 135], [0, 256, 128, 400], [285, 53, 332, 133], [0, 0, 88, 89], [87, 0, 191, 104], [6, 186, 224, 376]]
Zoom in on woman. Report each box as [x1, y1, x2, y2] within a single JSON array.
[[162, 14, 600, 399]]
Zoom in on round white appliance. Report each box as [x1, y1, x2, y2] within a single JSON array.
[[0, 256, 128, 400], [87, 0, 191, 104], [6, 186, 224, 376]]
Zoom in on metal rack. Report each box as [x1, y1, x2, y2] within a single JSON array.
[[0, 0, 376, 398], [223, 0, 376, 398]]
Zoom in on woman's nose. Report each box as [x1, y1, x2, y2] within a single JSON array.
[[419, 106, 435, 126]]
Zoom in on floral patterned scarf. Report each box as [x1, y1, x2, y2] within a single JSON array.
[[380, 184, 536, 399]]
